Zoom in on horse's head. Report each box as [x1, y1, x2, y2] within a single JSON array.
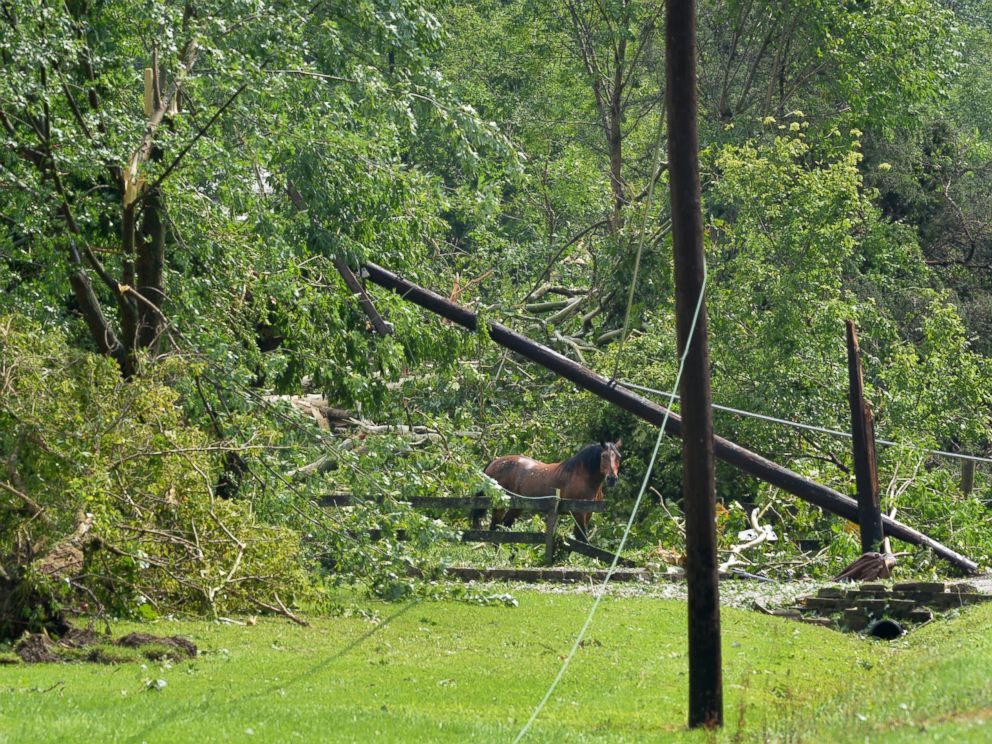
[[599, 439, 622, 488]]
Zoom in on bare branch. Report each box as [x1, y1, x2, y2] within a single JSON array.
[[253, 594, 309, 626]]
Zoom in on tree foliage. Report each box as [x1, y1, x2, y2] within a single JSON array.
[[2, 0, 992, 626]]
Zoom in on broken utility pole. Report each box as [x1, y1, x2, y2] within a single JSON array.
[[846, 319, 883, 554], [334, 258, 393, 336]]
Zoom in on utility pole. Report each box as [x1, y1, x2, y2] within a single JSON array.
[[666, 0, 723, 729]]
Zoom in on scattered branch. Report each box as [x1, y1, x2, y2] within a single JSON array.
[[253, 594, 308, 626]]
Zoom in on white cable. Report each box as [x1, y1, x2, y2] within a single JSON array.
[[617, 381, 992, 465], [513, 265, 708, 743]]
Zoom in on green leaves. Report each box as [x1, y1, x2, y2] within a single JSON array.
[[702, 0, 959, 136], [0, 315, 314, 619]]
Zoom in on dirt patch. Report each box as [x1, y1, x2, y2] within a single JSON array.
[[116, 632, 197, 661], [13, 627, 197, 664], [14, 633, 59, 663], [60, 626, 108, 648]]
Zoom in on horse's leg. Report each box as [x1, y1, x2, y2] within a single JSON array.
[[490, 508, 506, 530], [470, 494, 485, 529], [573, 489, 602, 542], [501, 508, 522, 528], [572, 511, 590, 542]]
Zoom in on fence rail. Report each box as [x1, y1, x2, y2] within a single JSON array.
[[320, 490, 630, 567], [318, 493, 606, 513]]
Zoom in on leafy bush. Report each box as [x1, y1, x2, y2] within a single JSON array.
[[0, 315, 313, 633]]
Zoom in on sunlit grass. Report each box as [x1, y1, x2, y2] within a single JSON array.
[[0, 592, 990, 742]]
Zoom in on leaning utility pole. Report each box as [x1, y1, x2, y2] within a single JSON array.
[[666, 0, 723, 729], [362, 261, 978, 572]]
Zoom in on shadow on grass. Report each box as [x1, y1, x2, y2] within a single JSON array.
[[126, 600, 420, 743]]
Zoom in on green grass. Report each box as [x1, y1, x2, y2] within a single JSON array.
[[0, 592, 990, 743]]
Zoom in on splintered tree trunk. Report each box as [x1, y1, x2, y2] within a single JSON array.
[[0, 513, 95, 641], [666, 0, 723, 729]]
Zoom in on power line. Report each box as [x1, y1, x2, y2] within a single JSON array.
[[513, 264, 708, 743], [617, 380, 992, 465]]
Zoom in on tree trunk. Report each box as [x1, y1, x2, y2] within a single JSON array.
[[846, 320, 883, 553], [608, 40, 626, 230], [136, 187, 167, 351]]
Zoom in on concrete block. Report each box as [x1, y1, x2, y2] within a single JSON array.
[[948, 583, 978, 594], [849, 589, 891, 600], [885, 599, 917, 618], [802, 597, 850, 612], [816, 587, 847, 599], [893, 581, 946, 593], [855, 599, 887, 615], [843, 608, 870, 631], [858, 583, 889, 594]]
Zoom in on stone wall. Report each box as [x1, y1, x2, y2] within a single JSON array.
[[794, 582, 990, 632]]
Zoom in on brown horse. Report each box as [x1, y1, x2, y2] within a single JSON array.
[[472, 441, 622, 541]]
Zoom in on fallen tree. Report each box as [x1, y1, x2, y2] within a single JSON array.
[[0, 512, 96, 641], [363, 261, 978, 574]]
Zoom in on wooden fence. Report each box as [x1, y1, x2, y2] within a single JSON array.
[[318, 492, 634, 567]]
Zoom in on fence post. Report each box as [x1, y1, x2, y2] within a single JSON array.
[[545, 489, 560, 565], [846, 319, 884, 553], [961, 459, 977, 497]]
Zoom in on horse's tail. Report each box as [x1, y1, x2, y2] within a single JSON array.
[[477, 459, 515, 529], [469, 488, 487, 530]]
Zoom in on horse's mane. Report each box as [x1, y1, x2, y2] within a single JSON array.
[[559, 443, 606, 476]]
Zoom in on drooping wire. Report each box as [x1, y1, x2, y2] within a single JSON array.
[[617, 380, 992, 465], [513, 261, 708, 743]]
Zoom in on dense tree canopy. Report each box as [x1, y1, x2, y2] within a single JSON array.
[[3, 0, 992, 627]]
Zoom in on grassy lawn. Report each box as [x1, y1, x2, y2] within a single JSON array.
[[0, 590, 990, 743]]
